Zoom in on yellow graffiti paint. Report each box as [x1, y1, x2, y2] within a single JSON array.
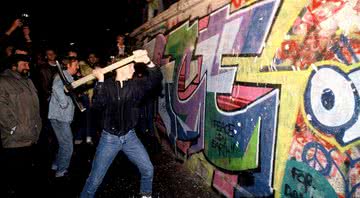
[[223, 0, 360, 191], [300, 61, 360, 153], [186, 152, 216, 186], [222, 0, 309, 195]]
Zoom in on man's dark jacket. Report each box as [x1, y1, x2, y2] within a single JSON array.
[[0, 69, 42, 148], [92, 66, 162, 136]]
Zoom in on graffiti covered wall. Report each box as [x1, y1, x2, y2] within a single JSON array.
[[131, 0, 360, 197]]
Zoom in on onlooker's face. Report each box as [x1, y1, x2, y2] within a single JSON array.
[[16, 61, 30, 75], [46, 50, 57, 61], [68, 51, 77, 57], [67, 60, 79, 75], [116, 36, 124, 45], [22, 26, 30, 36], [5, 46, 14, 56], [88, 54, 98, 64]]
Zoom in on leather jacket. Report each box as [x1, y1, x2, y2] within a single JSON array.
[[93, 66, 162, 136]]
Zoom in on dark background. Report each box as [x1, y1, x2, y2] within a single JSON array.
[[0, 0, 148, 57]]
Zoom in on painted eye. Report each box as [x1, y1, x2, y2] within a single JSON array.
[[320, 88, 335, 110], [304, 67, 359, 134]]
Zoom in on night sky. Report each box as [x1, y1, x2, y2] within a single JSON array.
[[0, 1, 146, 57]]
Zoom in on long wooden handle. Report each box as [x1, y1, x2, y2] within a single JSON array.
[[71, 74, 97, 89], [55, 61, 86, 112], [70, 51, 147, 89]]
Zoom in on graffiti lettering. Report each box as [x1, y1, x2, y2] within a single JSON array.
[[138, 0, 360, 196], [211, 132, 232, 157], [284, 184, 305, 198], [212, 120, 236, 137], [163, 21, 204, 145], [211, 133, 225, 150], [291, 167, 314, 193], [281, 160, 337, 197]]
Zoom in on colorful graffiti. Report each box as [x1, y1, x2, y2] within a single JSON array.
[[132, 0, 360, 197], [231, 0, 261, 10], [288, 109, 360, 197], [304, 66, 360, 146], [273, 0, 360, 69], [281, 160, 337, 197]]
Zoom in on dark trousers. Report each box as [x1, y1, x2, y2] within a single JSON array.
[[75, 95, 97, 142], [0, 146, 34, 197]]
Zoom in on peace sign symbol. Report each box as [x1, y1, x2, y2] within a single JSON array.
[[301, 142, 332, 176]]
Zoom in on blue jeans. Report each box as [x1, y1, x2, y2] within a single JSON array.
[[50, 119, 73, 175], [80, 130, 153, 198]]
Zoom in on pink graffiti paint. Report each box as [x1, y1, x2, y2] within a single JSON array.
[[177, 49, 202, 99], [176, 140, 191, 153], [216, 85, 273, 111], [354, 0, 360, 13], [287, 111, 360, 191], [199, 16, 209, 31], [213, 170, 238, 198], [274, 0, 360, 69], [308, 0, 346, 24]]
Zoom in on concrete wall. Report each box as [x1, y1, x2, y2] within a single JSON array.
[[131, 0, 360, 197]]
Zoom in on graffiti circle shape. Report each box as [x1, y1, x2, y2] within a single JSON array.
[[304, 66, 359, 135], [301, 142, 332, 176]]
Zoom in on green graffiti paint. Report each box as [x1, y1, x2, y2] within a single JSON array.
[[281, 160, 337, 198], [164, 21, 198, 76], [204, 92, 259, 171]]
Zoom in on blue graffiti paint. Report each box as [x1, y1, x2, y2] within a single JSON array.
[[203, 89, 280, 197], [301, 142, 332, 176], [304, 66, 360, 146], [301, 143, 360, 198], [241, 1, 275, 54], [340, 34, 359, 63], [321, 88, 335, 110], [330, 43, 350, 65], [164, 83, 179, 145], [330, 35, 359, 65]]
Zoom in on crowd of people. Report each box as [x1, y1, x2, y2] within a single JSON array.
[[0, 17, 163, 198]]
